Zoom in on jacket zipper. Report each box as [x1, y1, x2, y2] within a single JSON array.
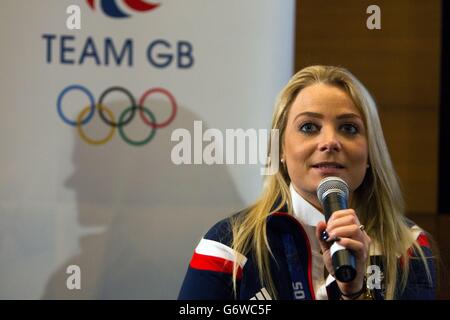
[[272, 212, 316, 300]]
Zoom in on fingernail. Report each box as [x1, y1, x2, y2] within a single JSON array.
[[321, 230, 329, 241]]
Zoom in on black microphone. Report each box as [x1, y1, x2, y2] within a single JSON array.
[[317, 176, 356, 282]]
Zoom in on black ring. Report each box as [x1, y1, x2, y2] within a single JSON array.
[[98, 86, 137, 127]]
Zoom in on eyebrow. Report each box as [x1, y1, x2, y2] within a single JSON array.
[[293, 112, 362, 123]]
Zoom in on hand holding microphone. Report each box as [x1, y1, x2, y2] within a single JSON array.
[[315, 177, 371, 297]]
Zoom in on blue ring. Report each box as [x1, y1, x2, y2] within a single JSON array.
[[57, 85, 95, 127]]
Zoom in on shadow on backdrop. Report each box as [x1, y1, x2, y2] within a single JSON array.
[[43, 97, 245, 299]]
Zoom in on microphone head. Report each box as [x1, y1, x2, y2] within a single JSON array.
[[316, 176, 349, 205]]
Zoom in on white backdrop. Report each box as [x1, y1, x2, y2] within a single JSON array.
[[0, 0, 294, 299]]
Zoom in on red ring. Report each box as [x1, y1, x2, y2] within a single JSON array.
[[138, 88, 177, 128]]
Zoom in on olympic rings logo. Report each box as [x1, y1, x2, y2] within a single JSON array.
[[57, 84, 177, 146]]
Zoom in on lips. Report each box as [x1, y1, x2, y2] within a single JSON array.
[[311, 162, 345, 169]]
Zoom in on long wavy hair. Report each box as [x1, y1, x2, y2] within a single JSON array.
[[230, 65, 434, 299]]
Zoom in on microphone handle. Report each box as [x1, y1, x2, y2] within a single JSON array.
[[323, 193, 357, 283], [322, 192, 348, 221]]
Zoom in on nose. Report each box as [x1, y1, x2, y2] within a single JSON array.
[[318, 127, 342, 153]]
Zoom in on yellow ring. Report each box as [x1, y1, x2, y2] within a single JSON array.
[[77, 104, 116, 145]]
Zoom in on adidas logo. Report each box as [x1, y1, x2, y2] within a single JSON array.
[[250, 287, 272, 300]]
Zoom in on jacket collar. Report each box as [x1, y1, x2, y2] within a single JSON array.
[[289, 184, 325, 227]]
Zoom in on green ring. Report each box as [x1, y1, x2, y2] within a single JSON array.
[[118, 106, 157, 146]]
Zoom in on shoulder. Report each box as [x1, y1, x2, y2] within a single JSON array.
[[396, 218, 437, 299], [178, 212, 248, 298], [191, 210, 249, 269], [403, 217, 433, 253], [203, 217, 234, 246], [202, 209, 248, 245], [194, 211, 247, 267]]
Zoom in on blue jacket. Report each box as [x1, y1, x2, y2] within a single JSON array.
[[178, 209, 436, 300]]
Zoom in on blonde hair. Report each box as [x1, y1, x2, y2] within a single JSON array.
[[231, 65, 434, 299]]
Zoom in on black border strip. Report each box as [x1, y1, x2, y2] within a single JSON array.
[[439, 0, 450, 214]]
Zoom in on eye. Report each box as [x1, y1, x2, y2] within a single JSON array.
[[298, 122, 320, 134], [340, 123, 359, 135]]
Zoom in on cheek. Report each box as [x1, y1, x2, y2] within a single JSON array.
[[360, 143, 369, 165], [348, 139, 368, 163], [354, 149, 368, 166], [284, 141, 315, 182], [284, 136, 311, 164], [348, 143, 369, 182]]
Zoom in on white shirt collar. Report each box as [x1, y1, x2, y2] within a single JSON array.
[[290, 183, 325, 227]]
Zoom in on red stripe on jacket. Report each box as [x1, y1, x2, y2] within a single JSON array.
[[189, 252, 243, 279], [415, 233, 430, 248], [400, 232, 432, 267]]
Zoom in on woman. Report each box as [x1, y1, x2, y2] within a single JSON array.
[[178, 65, 437, 300]]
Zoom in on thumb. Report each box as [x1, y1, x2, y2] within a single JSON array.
[[316, 220, 331, 254]]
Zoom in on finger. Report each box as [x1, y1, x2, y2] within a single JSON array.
[[316, 221, 332, 253], [327, 225, 363, 242], [327, 209, 357, 224], [362, 232, 372, 248], [335, 238, 368, 260], [326, 214, 360, 232]]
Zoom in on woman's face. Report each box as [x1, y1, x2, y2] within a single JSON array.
[[283, 83, 369, 208]]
